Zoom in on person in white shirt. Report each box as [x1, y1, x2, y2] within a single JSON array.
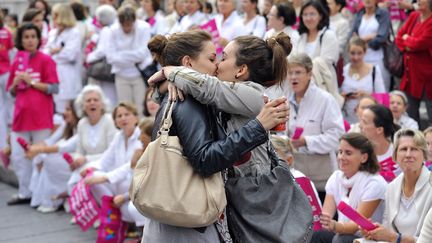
[[170, 0, 209, 33], [67, 85, 117, 195], [360, 104, 400, 182], [341, 37, 385, 124], [215, 0, 243, 46], [362, 129, 432, 243], [292, 0, 339, 85], [138, 0, 169, 36], [389, 90, 419, 130], [264, 3, 300, 46], [165, 0, 186, 32], [25, 100, 79, 213], [84, 102, 144, 224], [86, 4, 118, 106], [287, 53, 345, 197], [240, 0, 267, 38], [43, 3, 82, 113], [328, 0, 350, 57], [312, 133, 387, 243], [106, 5, 153, 117]]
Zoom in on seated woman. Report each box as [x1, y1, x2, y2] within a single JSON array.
[[67, 85, 117, 195], [311, 133, 387, 243], [26, 100, 79, 213], [362, 128, 432, 243], [360, 104, 400, 182], [389, 90, 419, 130], [84, 102, 145, 226]]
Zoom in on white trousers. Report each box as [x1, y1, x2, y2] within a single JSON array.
[[128, 201, 148, 227], [115, 75, 145, 117], [10, 129, 51, 198], [0, 72, 14, 149], [89, 171, 134, 223], [30, 153, 71, 208]]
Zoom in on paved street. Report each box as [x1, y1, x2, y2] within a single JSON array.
[[0, 182, 97, 243]]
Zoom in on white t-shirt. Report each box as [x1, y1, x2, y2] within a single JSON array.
[[304, 39, 318, 58], [358, 15, 383, 62], [341, 64, 385, 123], [326, 170, 387, 223], [240, 15, 267, 38], [394, 194, 419, 237]]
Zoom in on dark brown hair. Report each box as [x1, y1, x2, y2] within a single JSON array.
[[118, 5, 136, 24], [15, 23, 42, 50], [62, 100, 79, 140], [234, 32, 292, 87], [22, 8, 43, 23], [148, 30, 212, 66], [340, 133, 380, 174], [28, 0, 51, 22]]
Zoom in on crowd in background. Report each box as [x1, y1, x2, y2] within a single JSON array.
[[0, 0, 432, 241]]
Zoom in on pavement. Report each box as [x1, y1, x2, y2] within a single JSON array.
[[0, 181, 97, 243]]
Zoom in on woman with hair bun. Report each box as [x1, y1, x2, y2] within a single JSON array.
[[360, 104, 400, 182]]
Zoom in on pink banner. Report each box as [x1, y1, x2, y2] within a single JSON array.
[[379, 157, 397, 182], [68, 170, 100, 231], [200, 19, 223, 55], [295, 177, 322, 230]]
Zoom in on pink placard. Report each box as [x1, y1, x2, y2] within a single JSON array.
[[200, 19, 223, 55], [372, 93, 390, 108], [295, 177, 322, 230], [97, 196, 126, 243], [337, 201, 377, 231], [292, 127, 304, 140], [68, 170, 100, 231]]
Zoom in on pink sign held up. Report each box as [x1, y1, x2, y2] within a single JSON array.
[[200, 19, 223, 55], [68, 170, 100, 231], [295, 177, 322, 230]]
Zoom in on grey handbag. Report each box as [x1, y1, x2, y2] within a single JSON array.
[[87, 57, 114, 82], [225, 144, 314, 243]]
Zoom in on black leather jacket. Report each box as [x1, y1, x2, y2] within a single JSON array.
[[153, 95, 268, 177]]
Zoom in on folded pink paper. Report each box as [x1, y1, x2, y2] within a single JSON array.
[[337, 201, 377, 231]]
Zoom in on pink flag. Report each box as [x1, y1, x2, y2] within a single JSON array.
[[295, 177, 322, 230], [200, 19, 223, 55], [68, 170, 100, 231]]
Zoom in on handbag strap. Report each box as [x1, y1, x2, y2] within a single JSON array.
[[157, 101, 175, 145]]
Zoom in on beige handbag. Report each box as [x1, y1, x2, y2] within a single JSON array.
[[129, 101, 226, 228]]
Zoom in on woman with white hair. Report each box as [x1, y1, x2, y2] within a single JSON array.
[[67, 84, 116, 195], [390, 90, 419, 130], [43, 3, 82, 113], [86, 4, 118, 106]]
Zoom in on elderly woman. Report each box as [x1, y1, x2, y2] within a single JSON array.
[[350, 0, 391, 91], [43, 3, 82, 113], [311, 133, 387, 243], [360, 104, 400, 182], [286, 53, 345, 200], [363, 128, 432, 242], [6, 23, 59, 205], [106, 5, 153, 117], [67, 85, 116, 195], [264, 3, 300, 45], [390, 90, 419, 130], [86, 4, 118, 106], [395, 0, 432, 126], [84, 102, 144, 225], [291, 1, 340, 83], [215, 0, 243, 45]]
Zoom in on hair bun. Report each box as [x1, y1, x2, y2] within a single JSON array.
[[148, 35, 168, 66]]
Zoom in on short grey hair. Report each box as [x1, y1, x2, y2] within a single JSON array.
[[74, 84, 111, 118], [392, 128, 428, 162], [390, 90, 408, 106], [96, 5, 117, 26], [288, 53, 313, 72]]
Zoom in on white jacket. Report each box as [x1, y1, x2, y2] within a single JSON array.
[[170, 11, 209, 34], [43, 27, 82, 99], [384, 166, 432, 240], [330, 13, 350, 55], [214, 11, 243, 41], [97, 126, 142, 184], [106, 20, 153, 78], [288, 82, 344, 166]]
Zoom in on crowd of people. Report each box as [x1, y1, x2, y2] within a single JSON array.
[[0, 0, 432, 242]]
